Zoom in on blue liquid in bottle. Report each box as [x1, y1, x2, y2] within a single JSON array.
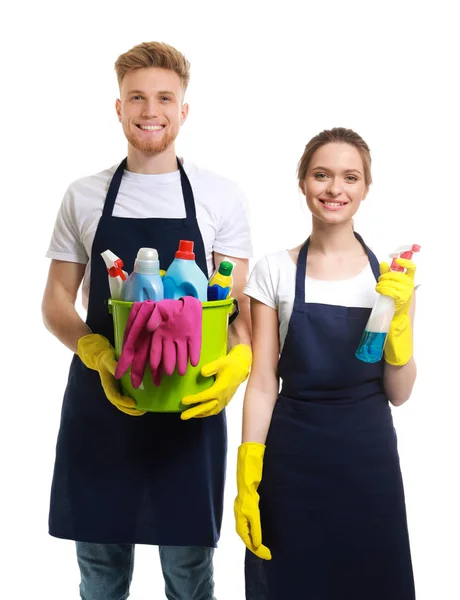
[[207, 284, 231, 301], [355, 331, 387, 363]]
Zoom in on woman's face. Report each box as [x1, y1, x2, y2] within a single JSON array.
[[302, 142, 368, 225]]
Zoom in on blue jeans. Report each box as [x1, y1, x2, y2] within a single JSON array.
[[76, 542, 216, 600]]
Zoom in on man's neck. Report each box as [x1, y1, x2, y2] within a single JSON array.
[[126, 145, 178, 174]]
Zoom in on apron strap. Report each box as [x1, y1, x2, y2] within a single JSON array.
[[102, 157, 197, 220], [293, 238, 309, 310], [102, 158, 126, 218], [178, 159, 197, 219], [294, 232, 381, 309], [354, 232, 381, 280]]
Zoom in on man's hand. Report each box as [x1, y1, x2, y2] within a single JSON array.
[[180, 344, 252, 419], [78, 334, 146, 416]]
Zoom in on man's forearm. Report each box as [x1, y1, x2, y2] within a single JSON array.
[[42, 300, 91, 354]]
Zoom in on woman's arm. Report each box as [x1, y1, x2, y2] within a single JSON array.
[[383, 293, 417, 406], [242, 299, 280, 443]]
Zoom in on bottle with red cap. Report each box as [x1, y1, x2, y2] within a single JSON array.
[[101, 249, 128, 300], [355, 243, 421, 363], [163, 240, 209, 301]]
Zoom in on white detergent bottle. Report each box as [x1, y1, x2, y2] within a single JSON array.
[[122, 248, 164, 302], [355, 243, 421, 363], [101, 250, 128, 300]]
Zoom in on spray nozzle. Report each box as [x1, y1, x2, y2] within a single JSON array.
[[101, 250, 127, 281], [389, 244, 421, 272]]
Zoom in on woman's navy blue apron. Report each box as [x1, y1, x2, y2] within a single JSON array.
[[49, 158, 226, 547], [245, 234, 415, 599]]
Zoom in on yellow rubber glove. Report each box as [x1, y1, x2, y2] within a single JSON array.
[[234, 442, 272, 560], [375, 258, 416, 366], [180, 344, 252, 420], [77, 334, 146, 416]]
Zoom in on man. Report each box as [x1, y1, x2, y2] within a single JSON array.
[[42, 41, 252, 600]]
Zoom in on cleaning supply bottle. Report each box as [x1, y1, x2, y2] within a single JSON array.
[[101, 249, 128, 300], [355, 243, 421, 363], [122, 248, 164, 302], [207, 259, 234, 300], [163, 240, 208, 301]]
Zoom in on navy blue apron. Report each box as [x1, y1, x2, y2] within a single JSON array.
[[49, 158, 226, 547], [245, 234, 415, 599]]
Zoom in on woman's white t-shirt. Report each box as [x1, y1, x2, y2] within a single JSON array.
[[244, 250, 379, 351]]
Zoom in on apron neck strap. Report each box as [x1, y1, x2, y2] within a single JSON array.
[[102, 157, 196, 219], [294, 238, 309, 306], [294, 231, 381, 307]]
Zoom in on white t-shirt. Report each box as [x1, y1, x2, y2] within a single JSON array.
[[46, 160, 252, 309], [244, 250, 379, 351]]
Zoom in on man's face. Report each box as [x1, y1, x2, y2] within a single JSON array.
[[116, 67, 188, 155]]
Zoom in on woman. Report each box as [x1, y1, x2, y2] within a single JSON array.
[[234, 128, 417, 599]]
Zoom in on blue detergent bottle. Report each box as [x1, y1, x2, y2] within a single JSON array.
[[163, 240, 208, 301], [355, 243, 421, 363], [122, 247, 164, 302]]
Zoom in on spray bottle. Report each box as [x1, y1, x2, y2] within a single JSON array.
[[101, 250, 128, 300], [355, 243, 421, 363]]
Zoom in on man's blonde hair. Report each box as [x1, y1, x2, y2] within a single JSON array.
[[115, 42, 190, 91]]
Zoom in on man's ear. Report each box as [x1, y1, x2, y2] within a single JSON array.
[[115, 99, 122, 123], [180, 103, 189, 126]]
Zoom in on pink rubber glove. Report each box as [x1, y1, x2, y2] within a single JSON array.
[[129, 327, 153, 389], [148, 297, 202, 379], [115, 301, 161, 388]]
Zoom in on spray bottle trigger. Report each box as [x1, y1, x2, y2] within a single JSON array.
[[389, 244, 421, 272]]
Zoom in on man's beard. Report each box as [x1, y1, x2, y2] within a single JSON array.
[[126, 126, 177, 155]]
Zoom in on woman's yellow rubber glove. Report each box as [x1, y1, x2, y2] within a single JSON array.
[[234, 442, 272, 560], [77, 334, 146, 416], [375, 258, 416, 366], [180, 344, 252, 420]]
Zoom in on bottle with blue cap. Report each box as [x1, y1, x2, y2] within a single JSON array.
[[122, 247, 164, 302]]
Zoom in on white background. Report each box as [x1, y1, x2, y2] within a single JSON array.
[[1, 0, 459, 598]]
